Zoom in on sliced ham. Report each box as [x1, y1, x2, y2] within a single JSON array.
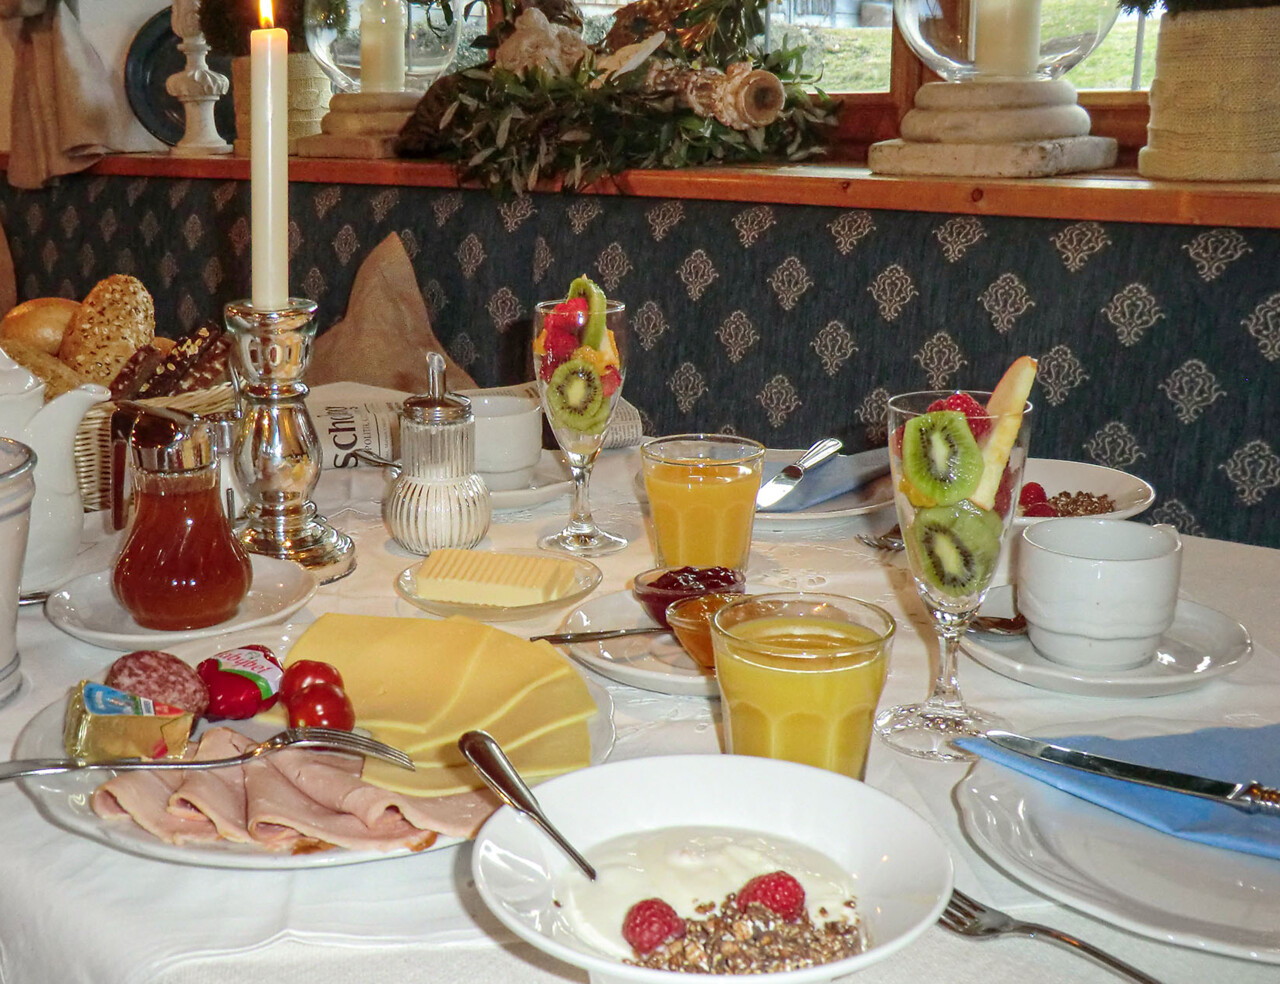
[[243, 751, 437, 853], [166, 728, 259, 845], [92, 769, 221, 845]]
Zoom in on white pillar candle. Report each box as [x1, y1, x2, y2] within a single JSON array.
[[251, 0, 288, 310], [971, 0, 1043, 78], [360, 0, 407, 93]]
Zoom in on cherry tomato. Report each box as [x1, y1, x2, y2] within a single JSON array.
[[286, 682, 355, 730], [280, 660, 345, 706]]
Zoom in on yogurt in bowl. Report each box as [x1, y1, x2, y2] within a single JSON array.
[[471, 754, 952, 983]]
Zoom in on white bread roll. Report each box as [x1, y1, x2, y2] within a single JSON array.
[[0, 297, 81, 356], [59, 274, 155, 386]]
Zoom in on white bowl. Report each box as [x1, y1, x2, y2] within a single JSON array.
[[992, 458, 1157, 586], [471, 754, 953, 984]]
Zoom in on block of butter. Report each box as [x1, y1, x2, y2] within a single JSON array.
[[63, 681, 194, 763], [414, 548, 580, 606]]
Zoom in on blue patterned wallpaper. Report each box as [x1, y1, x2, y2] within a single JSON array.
[[0, 174, 1276, 547]]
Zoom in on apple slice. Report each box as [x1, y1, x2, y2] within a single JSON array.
[[969, 355, 1038, 510]]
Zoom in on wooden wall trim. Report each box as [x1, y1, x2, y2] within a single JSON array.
[[3, 152, 1278, 229]]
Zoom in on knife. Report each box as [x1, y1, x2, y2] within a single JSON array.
[[984, 730, 1280, 815], [755, 438, 843, 510], [530, 626, 669, 644]]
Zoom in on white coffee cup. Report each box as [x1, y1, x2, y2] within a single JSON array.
[[1016, 517, 1182, 670], [469, 394, 543, 492]]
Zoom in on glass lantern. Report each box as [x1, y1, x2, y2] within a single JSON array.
[[304, 0, 461, 94], [894, 0, 1119, 82]]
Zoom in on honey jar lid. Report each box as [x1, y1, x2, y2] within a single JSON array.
[[117, 401, 216, 473]]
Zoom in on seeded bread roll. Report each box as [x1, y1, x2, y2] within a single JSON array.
[[58, 275, 155, 386], [0, 339, 90, 400], [0, 297, 81, 355]]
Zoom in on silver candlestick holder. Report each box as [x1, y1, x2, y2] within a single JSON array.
[[224, 298, 356, 583]]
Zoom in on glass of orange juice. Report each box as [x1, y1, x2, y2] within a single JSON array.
[[640, 434, 765, 572], [710, 593, 896, 781]]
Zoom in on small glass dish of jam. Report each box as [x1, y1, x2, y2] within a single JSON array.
[[631, 566, 745, 629], [665, 592, 743, 671]]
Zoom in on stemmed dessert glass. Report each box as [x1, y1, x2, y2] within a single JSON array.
[[874, 390, 1032, 762], [532, 298, 628, 556]]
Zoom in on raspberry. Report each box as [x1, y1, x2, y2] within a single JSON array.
[[1018, 481, 1048, 507], [735, 871, 806, 922], [621, 898, 686, 955], [926, 392, 992, 441], [1023, 501, 1059, 517]]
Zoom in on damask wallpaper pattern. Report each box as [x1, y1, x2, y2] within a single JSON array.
[[0, 174, 1275, 547]]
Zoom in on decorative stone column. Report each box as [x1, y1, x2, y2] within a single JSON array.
[[166, 0, 232, 156]]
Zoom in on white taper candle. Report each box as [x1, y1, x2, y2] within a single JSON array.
[[251, 1, 288, 310]]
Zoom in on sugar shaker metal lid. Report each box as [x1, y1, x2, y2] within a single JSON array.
[[403, 351, 471, 424]]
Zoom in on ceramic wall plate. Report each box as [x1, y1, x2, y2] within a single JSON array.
[[126, 7, 236, 146]]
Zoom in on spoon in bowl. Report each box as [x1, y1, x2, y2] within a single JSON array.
[[458, 729, 597, 881]]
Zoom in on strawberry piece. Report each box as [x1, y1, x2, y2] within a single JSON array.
[[544, 296, 589, 334], [926, 392, 992, 441], [992, 465, 1016, 518], [736, 871, 806, 922], [890, 424, 904, 460], [601, 367, 621, 397], [1023, 501, 1059, 517], [1018, 481, 1048, 508], [538, 328, 579, 381], [621, 898, 686, 955]]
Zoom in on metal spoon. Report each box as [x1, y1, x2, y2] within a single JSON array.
[[531, 626, 668, 645], [458, 729, 597, 881], [968, 613, 1028, 636]]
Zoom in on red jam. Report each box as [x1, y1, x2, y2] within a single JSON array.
[[632, 566, 745, 629]]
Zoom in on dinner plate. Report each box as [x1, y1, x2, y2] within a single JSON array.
[[633, 449, 894, 528], [957, 733, 1280, 963], [556, 590, 718, 698], [15, 624, 616, 870], [125, 6, 235, 147], [489, 450, 573, 511], [1014, 458, 1155, 527], [44, 556, 317, 650], [963, 585, 1252, 698], [394, 551, 601, 621]]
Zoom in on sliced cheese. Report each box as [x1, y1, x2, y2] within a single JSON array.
[[413, 548, 580, 606], [283, 613, 596, 797], [360, 718, 591, 796]]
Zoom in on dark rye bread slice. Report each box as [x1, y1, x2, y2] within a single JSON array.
[[174, 331, 233, 392], [136, 321, 221, 398], [109, 343, 169, 401]]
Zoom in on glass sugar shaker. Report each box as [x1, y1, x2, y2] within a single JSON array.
[[383, 352, 490, 553]]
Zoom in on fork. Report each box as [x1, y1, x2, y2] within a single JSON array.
[[0, 727, 415, 782], [939, 889, 1164, 984], [857, 524, 904, 551]]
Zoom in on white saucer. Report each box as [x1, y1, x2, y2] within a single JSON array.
[[490, 450, 572, 511], [963, 585, 1252, 698], [394, 551, 602, 622], [556, 590, 719, 698], [45, 555, 317, 650]]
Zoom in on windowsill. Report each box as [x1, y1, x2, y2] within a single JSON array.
[[13, 152, 1280, 229]]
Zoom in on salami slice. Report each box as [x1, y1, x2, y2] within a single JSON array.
[[105, 650, 210, 717]]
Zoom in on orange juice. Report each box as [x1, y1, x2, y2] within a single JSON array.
[[644, 459, 762, 570], [712, 599, 894, 781]]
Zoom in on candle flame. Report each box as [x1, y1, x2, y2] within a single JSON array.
[[259, 0, 274, 28]]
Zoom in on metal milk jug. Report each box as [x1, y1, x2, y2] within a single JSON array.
[[382, 353, 490, 553]]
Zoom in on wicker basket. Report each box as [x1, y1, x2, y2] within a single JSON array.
[[74, 384, 237, 512]]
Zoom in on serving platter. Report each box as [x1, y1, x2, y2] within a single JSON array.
[[15, 625, 615, 869], [45, 556, 316, 649]]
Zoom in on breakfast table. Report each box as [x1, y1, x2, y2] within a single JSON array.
[[1, 445, 1277, 984]]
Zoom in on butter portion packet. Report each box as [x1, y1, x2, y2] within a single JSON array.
[[63, 681, 194, 762]]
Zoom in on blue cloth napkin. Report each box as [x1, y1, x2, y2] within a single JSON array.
[[757, 447, 890, 513], [957, 725, 1280, 860]]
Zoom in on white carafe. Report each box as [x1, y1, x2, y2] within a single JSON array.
[[382, 353, 490, 554], [0, 349, 108, 592]]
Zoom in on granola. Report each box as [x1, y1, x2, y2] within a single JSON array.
[[627, 895, 866, 975], [1047, 491, 1116, 517]]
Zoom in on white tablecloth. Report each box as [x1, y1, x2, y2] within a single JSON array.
[[1, 449, 1278, 984]]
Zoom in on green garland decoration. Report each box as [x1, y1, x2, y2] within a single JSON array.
[[400, 44, 838, 195]]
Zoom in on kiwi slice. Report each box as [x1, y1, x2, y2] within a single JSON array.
[[547, 358, 604, 430], [901, 410, 983, 506], [567, 275, 608, 350], [906, 502, 1002, 598]]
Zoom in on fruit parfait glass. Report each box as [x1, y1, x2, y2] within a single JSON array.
[[532, 275, 628, 556], [874, 357, 1037, 762]]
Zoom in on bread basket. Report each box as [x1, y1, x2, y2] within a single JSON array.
[[74, 383, 236, 511]]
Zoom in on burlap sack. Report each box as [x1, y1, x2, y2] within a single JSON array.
[[309, 232, 477, 393]]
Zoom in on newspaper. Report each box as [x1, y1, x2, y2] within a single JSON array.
[[306, 382, 404, 470]]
